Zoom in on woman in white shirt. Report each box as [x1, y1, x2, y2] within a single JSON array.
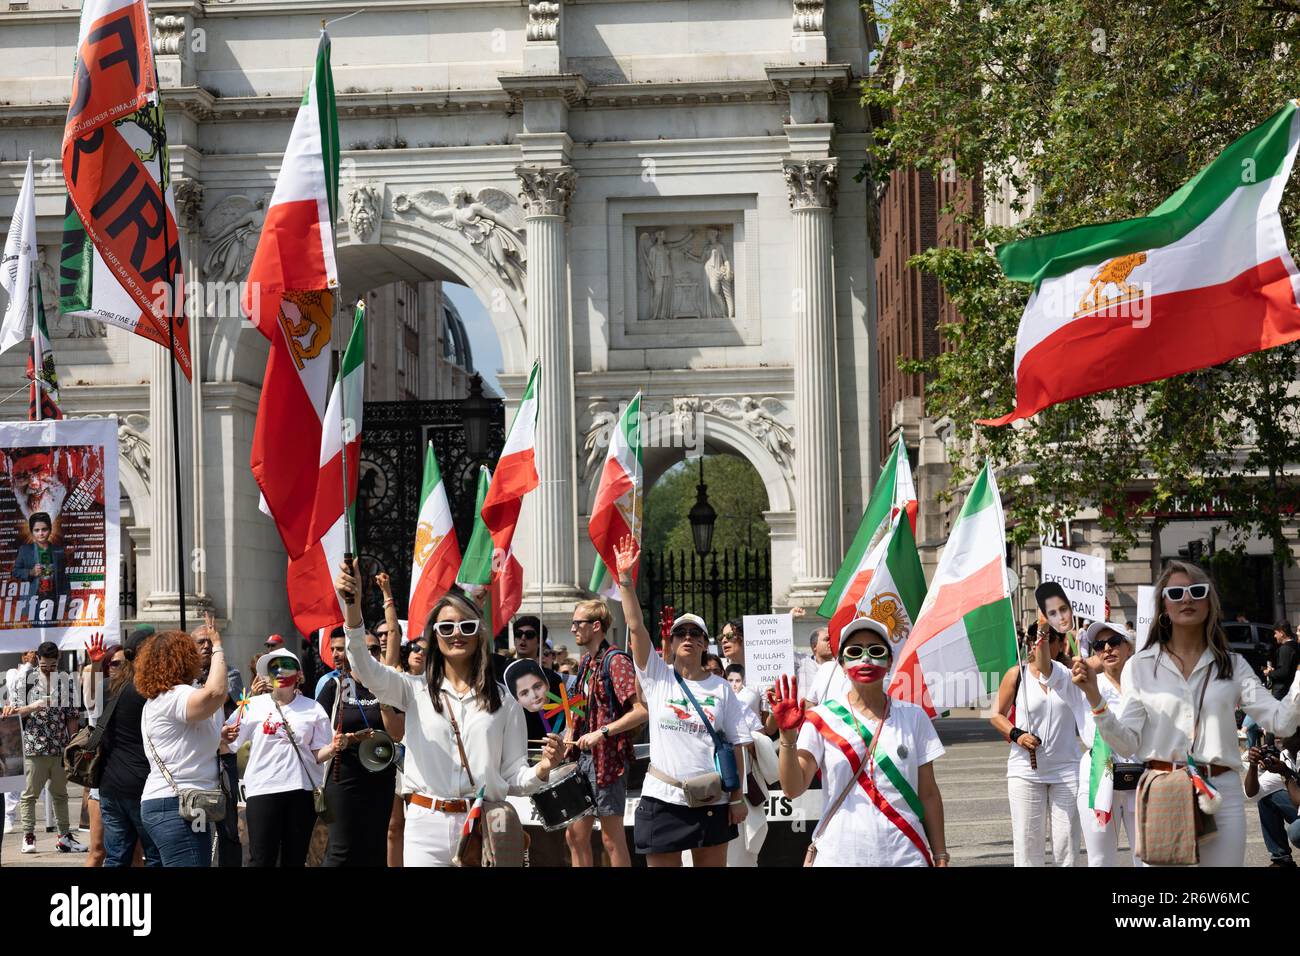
[[221, 649, 340, 867], [772, 616, 949, 867], [333, 563, 562, 867], [1075, 621, 1142, 867], [1074, 561, 1300, 866], [611, 537, 750, 867], [989, 627, 1086, 866], [135, 630, 230, 867]]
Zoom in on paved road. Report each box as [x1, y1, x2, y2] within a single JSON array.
[[0, 713, 1275, 867]]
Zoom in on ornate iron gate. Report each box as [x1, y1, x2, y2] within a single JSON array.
[[639, 547, 772, 637], [354, 398, 505, 627]]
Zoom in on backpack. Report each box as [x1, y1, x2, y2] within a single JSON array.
[[599, 647, 634, 721]]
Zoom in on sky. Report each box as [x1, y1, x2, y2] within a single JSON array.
[[442, 282, 503, 396]]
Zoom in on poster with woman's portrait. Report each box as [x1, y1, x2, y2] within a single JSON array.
[[0, 419, 119, 651]]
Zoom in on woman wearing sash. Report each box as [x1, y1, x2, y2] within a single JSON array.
[[1074, 621, 1141, 866], [769, 616, 948, 867]]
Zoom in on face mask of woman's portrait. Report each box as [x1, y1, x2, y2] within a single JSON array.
[[1034, 582, 1075, 636], [504, 659, 549, 714]]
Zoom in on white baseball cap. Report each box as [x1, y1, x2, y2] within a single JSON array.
[[256, 648, 302, 679], [1082, 621, 1131, 656], [670, 613, 709, 638], [835, 616, 890, 656]]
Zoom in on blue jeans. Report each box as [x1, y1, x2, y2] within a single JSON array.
[[100, 793, 162, 867], [1257, 790, 1299, 862], [1243, 715, 1264, 749], [140, 797, 214, 867]]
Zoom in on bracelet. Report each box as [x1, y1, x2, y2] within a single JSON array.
[[383, 599, 395, 609], [729, 799, 743, 806], [933, 851, 951, 863], [780, 740, 798, 750], [1090, 702, 1107, 716]]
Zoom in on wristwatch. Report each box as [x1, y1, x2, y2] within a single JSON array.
[[601, 726, 611, 739]]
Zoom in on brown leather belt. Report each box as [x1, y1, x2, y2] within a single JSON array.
[[404, 794, 469, 813], [1146, 760, 1233, 777]]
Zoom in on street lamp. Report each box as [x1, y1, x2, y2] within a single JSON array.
[[688, 455, 717, 557], [461, 374, 493, 460]]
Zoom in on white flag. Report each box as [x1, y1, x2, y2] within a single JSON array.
[[1, 155, 36, 353]]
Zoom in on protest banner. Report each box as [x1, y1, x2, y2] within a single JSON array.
[[1040, 545, 1106, 622], [1136, 585, 1156, 643], [740, 613, 795, 695], [0, 419, 119, 652]]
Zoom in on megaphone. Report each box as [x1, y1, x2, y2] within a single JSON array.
[[357, 730, 398, 772]]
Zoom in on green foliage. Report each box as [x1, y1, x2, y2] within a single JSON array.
[[866, 0, 1300, 561], [643, 455, 771, 556]]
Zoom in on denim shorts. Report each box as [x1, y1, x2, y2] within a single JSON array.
[[577, 752, 626, 818]]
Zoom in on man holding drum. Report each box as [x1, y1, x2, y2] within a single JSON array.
[[563, 598, 648, 867]]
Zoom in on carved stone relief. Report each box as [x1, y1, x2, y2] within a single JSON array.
[[345, 182, 382, 243], [201, 193, 271, 284], [635, 225, 736, 321], [527, 2, 560, 41], [392, 187, 527, 301]]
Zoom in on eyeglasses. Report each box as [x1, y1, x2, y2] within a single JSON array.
[[434, 620, 481, 638], [366, 645, 382, 658], [570, 619, 598, 628], [673, 627, 705, 638], [1092, 635, 1127, 651], [374, 629, 389, 639], [841, 643, 890, 662], [410, 643, 428, 654], [1162, 584, 1210, 603]]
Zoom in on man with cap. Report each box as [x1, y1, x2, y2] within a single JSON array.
[[769, 613, 950, 866], [191, 612, 244, 867], [220, 647, 341, 867], [264, 634, 285, 651]]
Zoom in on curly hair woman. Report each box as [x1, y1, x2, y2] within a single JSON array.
[[135, 629, 230, 867]]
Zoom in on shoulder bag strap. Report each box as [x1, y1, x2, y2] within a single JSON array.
[[809, 745, 870, 845], [1190, 665, 1213, 758], [673, 670, 726, 747], [272, 697, 320, 787], [85, 684, 124, 752], [143, 727, 183, 798], [442, 690, 477, 790]]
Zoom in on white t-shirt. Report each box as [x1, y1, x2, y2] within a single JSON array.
[[1244, 748, 1298, 800], [227, 694, 333, 798], [804, 658, 852, 708], [796, 697, 944, 866], [141, 684, 223, 802], [635, 652, 752, 807], [1006, 661, 1085, 785], [735, 685, 765, 733]]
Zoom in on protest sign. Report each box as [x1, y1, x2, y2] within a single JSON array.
[[1136, 585, 1156, 643], [1041, 546, 1106, 622], [740, 613, 795, 694]]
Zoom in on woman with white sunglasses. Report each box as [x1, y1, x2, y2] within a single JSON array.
[[1073, 561, 1300, 866], [334, 566, 564, 866]]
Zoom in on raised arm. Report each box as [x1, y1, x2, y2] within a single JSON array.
[[186, 630, 232, 722], [376, 573, 403, 670], [1077, 656, 1145, 757], [769, 675, 817, 796], [613, 535, 651, 670], [334, 561, 410, 710], [1238, 656, 1300, 736]]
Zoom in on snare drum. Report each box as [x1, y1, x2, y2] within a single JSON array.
[[530, 763, 596, 831]]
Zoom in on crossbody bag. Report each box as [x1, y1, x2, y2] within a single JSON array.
[[674, 670, 741, 791], [144, 727, 226, 826], [64, 686, 124, 788], [272, 697, 333, 823], [444, 691, 526, 867]]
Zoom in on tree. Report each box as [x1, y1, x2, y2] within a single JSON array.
[[643, 455, 771, 556], [867, 0, 1300, 615]]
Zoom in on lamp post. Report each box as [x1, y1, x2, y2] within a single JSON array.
[[687, 456, 721, 628], [461, 374, 493, 461]]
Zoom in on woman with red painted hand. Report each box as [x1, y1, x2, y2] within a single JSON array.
[[334, 562, 563, 867], [990, 619, 1085, 867], [1073, 562, 1300, 866], [771, 617, 948, 866], [613, 535, 751, 867], [221, 649, 341, 867]]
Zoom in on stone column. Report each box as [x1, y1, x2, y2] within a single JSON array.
[[785, 159, 842, 603], [516, 164, 579, 599]]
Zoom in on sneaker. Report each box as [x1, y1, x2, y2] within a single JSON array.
[[1268, 858, 1296, 867], [56, 832, 88, 853], [20, 833, 36, 854]]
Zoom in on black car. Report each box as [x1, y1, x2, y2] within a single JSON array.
[[1222, 621, 1274, 682]]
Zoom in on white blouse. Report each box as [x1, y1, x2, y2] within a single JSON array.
[[1096, 644, 1300, 770], [344, 625, 542, 801]]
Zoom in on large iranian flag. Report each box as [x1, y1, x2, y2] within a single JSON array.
[[480, 361, 540, 540], [458, 465, 523, 636], [888, 463, 1017, 715], [248, 32, 341, 558], [285, 302, 363, 637], [848, 515, 927, 668], [407, 441, 461, 639], [588, 393, 643, 597], [818, 438, 918, 621], [982, 102, 1300, 426]]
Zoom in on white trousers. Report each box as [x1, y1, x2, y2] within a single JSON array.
[[402, 802, 468, 868], [1076, 754, 1139, 867], [1008, 775, 1080, 867]]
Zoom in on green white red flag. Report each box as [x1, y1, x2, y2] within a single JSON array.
[[819, 437, 918, 628], [480, 361, 539, 542], [458, 465, 523, 636], [830, 514, 926, 672], [888, 463, 1017, 715], [407, 441, 461, 638], [28, 278, 62, 421], [588, 393, 643, 598], [983, 101, 1300, 426], [286, 301, 364, 637], [61, 0, 191, 378], [249, 32, 341, 559]]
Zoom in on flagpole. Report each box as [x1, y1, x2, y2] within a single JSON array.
[[29, 262, 38, 422]]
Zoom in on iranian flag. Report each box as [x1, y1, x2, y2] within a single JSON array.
[[285, 302, 364, 637], [458, 465, 523, 636], [840, 515, 926, 673], [888, 463, 1017, 715], [248, 31, 341, 559], [819, 438, 918, 623], [982, 101, 1300, 426], [480, 361, 540, 541], [407, 441, 461, 639], [588, 393, 643, 597], [28, 278, 62, 421]]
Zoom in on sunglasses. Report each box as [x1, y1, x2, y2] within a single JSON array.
[[106, 659, 123, 669], [841, 643, 890, 662], [366, 645, 382, 658], [434, 620, 481, 638], [1162, 584, 1209, 603], [673, 627, 705, 639], [1092, 635, 1127, 651], [269, 661, 300, 673], [515, 629, 538, 640], [410, 643, 428, 654], [570, 619, 598, 628]]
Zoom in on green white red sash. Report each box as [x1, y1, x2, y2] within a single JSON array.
[[806, 702, 932, 865]]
